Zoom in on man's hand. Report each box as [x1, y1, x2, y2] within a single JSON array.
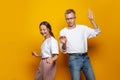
[[88, 9, 94, 20], [59, 36, 67, 44], [88, 9, 99, 30]]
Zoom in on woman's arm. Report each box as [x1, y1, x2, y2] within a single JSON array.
[[46, 54, 58, 64], [32, 51, 41, 58], [52, 54, 58, 61]]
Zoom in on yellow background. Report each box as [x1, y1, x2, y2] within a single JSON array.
[[0, 0, 120, 80]]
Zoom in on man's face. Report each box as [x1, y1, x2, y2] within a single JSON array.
[[65, 12, 76, 27]]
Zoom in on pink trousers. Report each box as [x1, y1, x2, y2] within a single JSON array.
[[34, 59, 56, 80]]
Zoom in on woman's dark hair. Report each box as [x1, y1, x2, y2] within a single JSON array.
[[39, 21, 55, 38]]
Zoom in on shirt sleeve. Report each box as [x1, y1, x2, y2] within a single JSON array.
[[85, 26, 101, 39], [50, 39, 59, 54]]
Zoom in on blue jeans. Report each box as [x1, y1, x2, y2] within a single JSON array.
[[68, 53, 95, 80]]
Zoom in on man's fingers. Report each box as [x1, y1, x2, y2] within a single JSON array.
[[60, 36, 66, 39]]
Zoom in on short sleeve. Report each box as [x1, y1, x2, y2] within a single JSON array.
[[50, 38, 59, 54]]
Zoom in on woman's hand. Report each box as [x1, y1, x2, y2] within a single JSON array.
[[46, 58, 53, 64], [32, 51, 39, 57]]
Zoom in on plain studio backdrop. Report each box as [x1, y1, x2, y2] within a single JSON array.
[[0, 0, 120, 80]]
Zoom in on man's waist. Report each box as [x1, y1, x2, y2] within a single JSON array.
[[68, 52, 88, 56], [66, 49, 87, 53]]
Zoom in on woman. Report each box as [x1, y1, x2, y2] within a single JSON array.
[[32, 21, 59, 80]]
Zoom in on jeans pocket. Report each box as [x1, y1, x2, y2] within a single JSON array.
[[85, 55, 89, 60], [68, 56, 78, 65], [69, 55, 77, 61]]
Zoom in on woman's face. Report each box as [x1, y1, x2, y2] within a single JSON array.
[[40, 25, 50, 38]]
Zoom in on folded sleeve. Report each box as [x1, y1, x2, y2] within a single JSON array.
[[86, 26, 101, 39]]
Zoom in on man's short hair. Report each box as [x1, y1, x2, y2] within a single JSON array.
[[65, 9, 76, 15]]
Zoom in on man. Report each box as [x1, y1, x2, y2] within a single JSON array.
[[59, 9, 100, 80]]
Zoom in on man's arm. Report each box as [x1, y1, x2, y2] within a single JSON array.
[[88, 9, 99, 29], [59, 36, 67, 52], [62, 43, 66, 51]]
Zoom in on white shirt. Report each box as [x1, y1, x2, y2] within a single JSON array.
[[60, 24, 100, 54], [41, 37, 58, 58]]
